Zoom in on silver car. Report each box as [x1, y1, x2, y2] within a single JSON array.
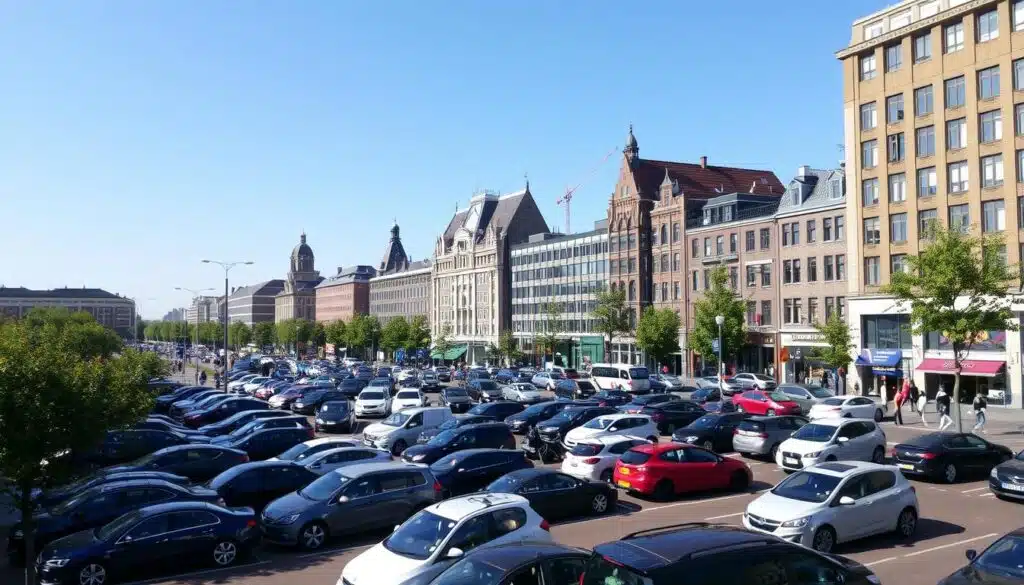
[[732, 415, 809, 459], [297, 446, 392, 475], [776, 384, 835, 413]]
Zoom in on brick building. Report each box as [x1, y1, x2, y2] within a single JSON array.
[[315, 266, 376, 323]]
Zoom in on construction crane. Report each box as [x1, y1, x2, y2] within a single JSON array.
[[556, 147, 617, 234]]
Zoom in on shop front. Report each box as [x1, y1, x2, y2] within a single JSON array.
[[780, 332, 828, 386], [854, 349, 904, 399], [916, 358, 1009, 406]]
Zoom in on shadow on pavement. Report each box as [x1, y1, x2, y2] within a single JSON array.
[[620, 480, 773, 505], [835, 518, 965, 555]]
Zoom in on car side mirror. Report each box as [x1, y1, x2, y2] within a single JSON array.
[[966, 549, 977, 561], [121, 535, 132, 543], [838, 496, 856, 506], [837, 436, 850, 444], [337, 495, 350, 503], [393, 524, 400, 532], [445, 547, 464, 559]]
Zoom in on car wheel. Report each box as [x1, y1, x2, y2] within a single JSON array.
[[666, 423, 676, 435], [78, 562, 108, 585], [874, 408, 884, 422], [591, 493, 610, 514], [391, 440, 407, 456], [766, 409, 776, 416], [768, 443, 780, 460], [701, 439, 714, 451], [811, 526, 836, 553], [299, 522, 328, 551], [600, 469, 614, 483], [729, 470, 750, 491], [896, 507, 917, 539], [871, 446, 885, 464], [943, 463, 958, 484], [653, 479, 674, 501], [212, 540, 239, 566]]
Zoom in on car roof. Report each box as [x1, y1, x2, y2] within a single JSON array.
[[630, 442, 685, 454], [400, 406, 448, 415], [594, 523, 777, 571], [305, 446, 379, 460], [803, 461, 893, 477], [807, 417, 872, 428], [99, 478, 187, 492], [330, 461, 419, 477], [589, 433, 649, 445], [898, 431, 958, 447], [459, 422, 509, 430], [428, 492, 529, 520], [139, 501, 221, 516]]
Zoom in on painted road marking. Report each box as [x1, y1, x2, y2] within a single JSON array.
[[636, 490, 766, 514], [961, 486, 988, 493], [704, 512, 744, 520], [902, 533, 999, 558], [977, 493, 995, 497], [121, 561, 273, 585]]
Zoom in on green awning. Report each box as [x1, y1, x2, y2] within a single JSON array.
[[431, 344, 468, 360]]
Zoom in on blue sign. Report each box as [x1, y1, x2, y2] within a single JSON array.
[[416, 349, 428, 360], [712, 339, 721, 353], [396, 349, 406, 363], [855, 349, 902, 367]]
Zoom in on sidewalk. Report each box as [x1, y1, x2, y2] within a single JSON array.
[[881, 402, 1024, 435]]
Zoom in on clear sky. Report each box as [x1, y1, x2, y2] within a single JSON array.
[[0, 0, 880, 318]]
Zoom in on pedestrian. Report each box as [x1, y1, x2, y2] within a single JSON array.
[[199, 371, 207, 386], [894, 381, 907, 425], [854, 382, 860, 396], [908, 379, 920, 413], [972, 391, 988, 434], [936, 386, 953, 431], [913, 381, 928, 427], [879, 377, 888, 405]]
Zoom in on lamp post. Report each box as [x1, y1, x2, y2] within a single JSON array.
[[176, 287, 214, 384], [715, 314, 725, 389], [202, 260, 254, 372]]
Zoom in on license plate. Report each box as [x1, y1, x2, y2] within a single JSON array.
[[898, 463, 915, 471], [617, 480, 631, 488], [618, 468, 630, 475], [784, 457, 798, 465], [1002, 482, 1024, 492]]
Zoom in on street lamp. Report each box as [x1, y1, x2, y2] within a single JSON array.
[[714, 314, 725, 389], [202, 260, 254, 370], [176, 286, 214, 383]]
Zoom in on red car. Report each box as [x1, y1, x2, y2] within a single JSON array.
[[732, 390, 802, 416], [612, 442, 752, 500]]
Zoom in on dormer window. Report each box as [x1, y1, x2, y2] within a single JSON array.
[[790, 186, 800, 205], [829, 180, 842, 200], [722, 205, 734, 221]]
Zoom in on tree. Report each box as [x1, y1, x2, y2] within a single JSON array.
[[0, 309, 165, 581], [405, 315, 431, 352], [229, 321, 252, 349], [498, 330, 521, 366], [311, 321, 327, 350], [636, 307, 681, 369], [135, 318, 146, 341], [537, 302, 565, 362], [325, 320, 347, 350], [252, 321, 275, 350], [276, 319, 298, 353], [197, 322, 220, 346], [591, 287, 631, 360], [381, 317, 411, 359], [364, 315, 382, 359], [346, 315, 368, 358], [811, 314, 855, 374], [295, 319, 314, 352], [433, 322, 454, 363], [883, 225, 1019, 432], [690, 266, 746, 372]]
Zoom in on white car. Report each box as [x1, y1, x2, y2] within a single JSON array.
[[339, 493, 552, 585], [808, 396, 886, 422], [227, 374, 258, 392], [397, 369, 417, 382], [502, 383, 544, 403], [563, 414, 660, 449], [732, 372, 776, 390], [776, 418, 887, 471], [242, 376, 270, 394], [393, 389, 426, 410], [355, 388, 392, 418], [744, 461, 919, 553], [297, 446, 391, 475], [561, 434, 651, 483]]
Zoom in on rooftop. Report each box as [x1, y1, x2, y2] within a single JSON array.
[[0, 286, 133, 300]]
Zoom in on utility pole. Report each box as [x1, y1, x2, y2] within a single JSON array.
[[203, 260, 254, 373]]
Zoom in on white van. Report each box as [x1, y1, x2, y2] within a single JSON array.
[[590, 363, 651, 394]]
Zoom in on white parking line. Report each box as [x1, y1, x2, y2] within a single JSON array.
[[704, 512, 744, 520], [297, 543, 371, 559], [636, 490, 764, 514], [864, 556, 900, 567], [977, 493, 995, 498], [902, 533, 999, 558], [121, 560, 273, 585], [961, 486, 988, 494]]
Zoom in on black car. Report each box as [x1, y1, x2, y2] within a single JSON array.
[[207, 461, 319, 512], [152, 386, 208, 414], [166, 390, 222, 417], [689, 387, 723, 404], [147, 379, 182, 396], [515, 371, 535, 384], [314, 400, 355, 433], [504, 400, 575, 434], [494, 369, 516, 384], [100, 444, 250, 482], [291, 389, 347, 414], [672, 412, 750, 452], [198, 409, 295, 437], [7, 479, 222, 566], [640, 400, 707, 435], [467, 379, 503, 402], [170, 393, 233, 420], [225, 427, 314, 461], [212, 416, 311, 445], [554, 379, 597, 401], [485, 468, 617, 521], [892, 432, 1013, 483], [399, 378, 423, 389], [32, 471, 191, 510], [35, 502, 260, 585], [466, 401, 525, 421], [397, 542, 589, 585], [430, 448, 534, 497], [133, 419, 207, 441], [434, 368, 451, 383], [273, 438, 359, 462], [416, 415, 495, 444], [338, 378, 369, 399], [581, 524, 880, 585], [990, 449, 1024, 500], [401, 422, 516, 464], [620, 394, 680, 414], [593, 390, 632, 408], [937, 528, 1024, 585], [182, 397, 269, 429], [440, 387, 474, 413], [530, 406, 620, 449], [79, 430, 203, 467]]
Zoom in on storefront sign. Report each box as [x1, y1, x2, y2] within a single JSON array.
[[783, 332, 826, 345]]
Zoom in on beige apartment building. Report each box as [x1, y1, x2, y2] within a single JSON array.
[[839, 0, 1024, 407]]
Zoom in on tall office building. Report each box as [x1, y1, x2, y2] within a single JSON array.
[[839, 0, 1023, 407]]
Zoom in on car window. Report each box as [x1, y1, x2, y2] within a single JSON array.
[[378, 473, 411, 492], [446, 514, 493, 554], [125, 514, 170, 540], [866, 470, 897, 493], [503, 565, 542, 585], [776, 548, 850, 584], [545, 473, 578, 490], [342, 476, 380, 499], [835, 475, 869, 501], [168, 510, 219, 531], [850, 397, 872, 406], [490, 507, 527, 537], [963, 435, 988, 449], [836, 423, 860, 439], [946, 435, 970, 448], [546, 557, 586, 585], [518, 478, 544, 494], [658, 449, 680, 463], [683, 448, 719, 463]]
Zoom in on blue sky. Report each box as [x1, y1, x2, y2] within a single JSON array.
[[0, 0, 880, 318]]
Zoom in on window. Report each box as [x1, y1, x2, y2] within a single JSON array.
[[980, 110, 1002, 143], [789, 222, 800, 245], [1017, 105, 1024, 136], [1019, 150, 1024, 182], [823, 218, 833, 241], [660, 254, 668, 273], [979, 66, 1000, 100], [915, 126, 935, 158], [703, 238, 711, 256], [660, 224, 667, 245], [862, 178, 879, 206], [945, 76, 965, 109], [983, 200, 1005, 232], [702, 270, 710, 290], [914, 32, 931, 62], [890, 213, 908, 242], [806, 220, 815, 243], [824, 256, 834, 281], [761, 301, 772, 326], [946, 118, 966, 150], [836, 216, 845, 240], [990, 244, 1009, 267], [891, 254, 908, 274], [746, 301, 756, 325], [672, 253, 680, 271], [917, 167, 937, 196], [745, 230, 754, 251], [860, 53, 876, 80], [808, 257, 817, 282], [982, 154, 1004, 188], [945, 22, 964, 53], [838, 297, 846, 317], [672, 223, 680, 242], [914, 86, 933, 118], [948, 160, 969, 193], [760, 228, 770, 249], [1016, 1, 1024, 31], [889, 173, 906, 203], [887, 133, 905, 162], [825, 297, 835, 319], [886, 94, 904, 124], [783, 260, 792, 284], [837, 255, 846, 280], [746, 265, 756, 287], [860, 102, 877, 130], [1015, 59, 1024, 91], [862, 139, 878, 168], [792, 259, 801, 283], [808, 298, 818, 324], [761, 264, 772, 287], [977, 10, 999, 43], [728, 268, 738, 290], [691, 239, 698, 258], [691, 271, 697, 291], [885, 44, 902, 72], [919, 209, 938, 238], [864, 257, 881, 286], [784, 299, 794, 324], [949, 203, 970, 233], [715, 236, 724, 255], [673, 281, 680, 300], [864, 217, 881, 245]]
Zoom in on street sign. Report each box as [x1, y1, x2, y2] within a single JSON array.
[[712, 339, 720, 353]]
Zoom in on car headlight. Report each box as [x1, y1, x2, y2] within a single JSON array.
[[781, 516, 811, 528], [412, 454, 426, 461], [991, 467, 999, 479], [12, 529, 23, 538], [685, 436, 698, 443], [44, 558, 70, 568], [279, 514, 300, 524], [804, 451, 822, 459]]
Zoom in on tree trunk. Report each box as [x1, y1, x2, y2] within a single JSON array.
[[20, 478, 36, 585], [952, 370, 964, 433]]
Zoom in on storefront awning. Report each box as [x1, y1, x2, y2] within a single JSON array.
[[916, 358, 1005, 377], [430, 344, 468, 360]]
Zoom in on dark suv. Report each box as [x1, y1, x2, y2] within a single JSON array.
[[466, 401, 526, 421], [580, 523, 879, 585], [467, 379, 503, 402], [400, 422, 516, 464], [338, 378, 368, 399]]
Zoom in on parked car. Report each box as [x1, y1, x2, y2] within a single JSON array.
[[226, 374, 258, 392], [744, 461, 919, 553], [689, 387, 722, 405], [78, 430, 199, 467], [416, 415, 495, 444], [776, 384, 835, 413], [592, 389, 632, 408], [169, 393, 233, 420], [297, 447, 392, 475], [504, 400, 574, 434], [486, 467, 617, 521], [226, 426, 314, 461], [314, 400, 355, 434], [733, 390, 802, 416], [638, 400, 707, 435], [434, 368, 451, 383], [808, 395, 886, 422], [269, 437, 359, 463], [562, 435, 652, 484], [134, 418, 205, 439], [355, 387, 392, 418], [208, 460, 319, 512], [650, 374, 684, 391], [439, 387, 474, 413], [153, 386, 209, 414], [613, 442, 752, 500], [417, 542, 589, 585], [892, 431, 1013, 484], [776, 418, 887, 472], [34, 502, 260, 584], [338, 377, 369, 399], [619, 393, 680, 414], [211, 416, 311, 445], [362, 406, 455, 455], [198, 409, 294, 437], [260, 462, 441, 551], [563, 413, 659, 450], [494, 369, 516, 384], [502, 382, 545, 403], [732, 372, 777, 390], [526, 406, 620, 458], [99, 444, 249, 482], [268, 385, 316, 410], [183, 397, 269, 428], [393, 389, 428, 410], [401, 422, 516, 464], [937, 528, 1024, 585], [467, 379, 503, 402], [431, 448, 534, 497], [340, 493, 551, 585], [255, 380, 290, 400], [465, 401, 525, 421], [672, 412, 750, 452], [990, 448, 1024, 500], [732, 415, 809, 460], [31, 471, 190, 510], [291, 389, 347, 414], [241, 376, 272, 394]]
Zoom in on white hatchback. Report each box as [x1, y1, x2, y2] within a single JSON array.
[[744, 461, 919, 553], [561, 435, 651, 483], [563, 414, 659, 449], [808, 396, 886, 422], [393, 389, 426, 411], [776, 419, 887, 472], [355, 388, 392, 418], [339, 493, 551, 585]]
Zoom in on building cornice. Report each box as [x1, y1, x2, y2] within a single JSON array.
[[836, 0, 997, 60], [773, 202, 846, 219], [686, 215, 774, 235], [369, 267, 432, 282]]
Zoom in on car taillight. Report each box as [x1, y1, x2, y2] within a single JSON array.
[[240, 454, 249, 462], [650, 413, 665, 422], [733, 429, 740, 435], [920, 452, 937, 460], [582, 457, 601, 464], [540, 519, 550, 531], [433, 480, 443, 493], [246, 519, 257, 528]]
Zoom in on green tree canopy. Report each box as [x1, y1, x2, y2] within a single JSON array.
[[406, 315, 431, 351], [229, 321, 252, 348], [433, 322, 454, 361], [498, 330, 521, 366], [591, 287, 631, 359], [276, 319, 298, 352], [690, 266, 746, 368], [325, 320, 347, 348], [252, 321, 275, 349], [811, 314, 855, 371], [636, 307, 681, 367], [295, 319, 314, 349], [883, 225, 1019, 431], [381, 317, 411, 357], [538, 302, 565, 360], [311, 321, 327, 350]]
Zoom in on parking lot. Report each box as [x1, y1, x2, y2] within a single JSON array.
[[6, 383, 1024, 585]]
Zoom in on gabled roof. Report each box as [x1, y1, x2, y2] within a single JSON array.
[[774, 167, 846, 216], [443, 189, 535, 245], [230, 280, 285, 299], [633, 159, 783, 201], [0, 286, 129, 300]]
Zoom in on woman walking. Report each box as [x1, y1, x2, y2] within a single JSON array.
[[894, 380, 909, 425], [913, 381, 928, 427], [936, 386, 953, 431], [972, 392, 988, 434]]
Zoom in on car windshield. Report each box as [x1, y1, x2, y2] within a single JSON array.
[[445, 389, 468, 397], [792, 423, 838, 442], [275, 443, 311, 461], [50, 487, 99, 515], [298, 472, 351, 501], [771, 470, 843, 503], [382, 412, 411, 427], [768, 391, 791, 402], [359, 391, 385, 401], [619, 450, 651, 465], [478, 381, 499, 391], [320, 402, 347, 413], [689, 415, 720, 430], [522, 403, 554, 416], [396, 391, 420, 399], [629, 367, 649, 380], [549, 409, 581, 423], [437, 419, 459, 431], [229, 420, 261, 437], [579, 554, 647, 585], [583, 417, 614, 430], [570, 443, 603, 457], [975, 534, 1024, 578], [1017, 450, 1024, 461], [427, 429, 460, 446], [382, 510, 457, 560], [810, 388, 834, 398], [466, 404, 491, 415], [96, 509, 144, 541], [821, 398, 845, 406], [432, 557, 512, 585], [485, 474, 525, 493]]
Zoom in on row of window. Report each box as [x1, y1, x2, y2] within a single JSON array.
[[780, 216, 846, 246], [692, 265, 754, 292], [864, 108, 1011, 168], [782, 297, 849, 326], [510, 280, 606, 300], [863, 151, 1021, 205], [780, 255, 847, 285], [863, 246, 1008, 286], [512, 261, 607, 283], [864, 197, 1011, 247], [511, 242, 607, 266]]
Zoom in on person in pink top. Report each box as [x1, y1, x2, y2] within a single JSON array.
[[894, 380, 910, 425]]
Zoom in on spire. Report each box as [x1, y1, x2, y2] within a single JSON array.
[[300, 231, 306, 244], [660, 166, 672, 187], [624, 124, 639, 167], [524, 172, 529, 192], [390, 220, 400, 239]]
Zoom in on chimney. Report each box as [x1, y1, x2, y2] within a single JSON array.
[[700, 156, 708, 169], [798, 165, 810, 178]]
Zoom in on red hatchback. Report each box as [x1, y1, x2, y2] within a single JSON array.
[[733, 390, 802, 416], [612, 442, 752, 500]]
